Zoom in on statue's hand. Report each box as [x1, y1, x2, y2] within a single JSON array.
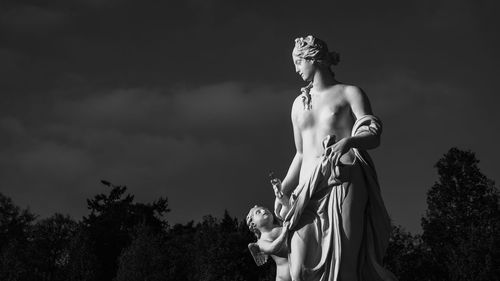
[[271, 179, 283, 199], [283, 221, 290, 231], [326, 137, 351, 166]]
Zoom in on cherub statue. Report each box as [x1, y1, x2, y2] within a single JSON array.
[[246, 205, 291, 281]]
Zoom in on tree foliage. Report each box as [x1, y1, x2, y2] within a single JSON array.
[[422, 148, 500, 281], [0, 193, 36, 281], [115, 210, 272, 281], [29, 214, 77, 281], [384, 225, 436, 281], [0, 200, 78, 281], [82, 181, 170, 281], [0, 193, 35, 248], [115, 224, 170, 281], [1, 148, 498, 281]]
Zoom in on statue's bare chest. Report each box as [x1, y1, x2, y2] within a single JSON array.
[[296, 98, 348, 131]]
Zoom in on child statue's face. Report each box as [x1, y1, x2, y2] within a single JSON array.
[[251, 206, 273, 228]]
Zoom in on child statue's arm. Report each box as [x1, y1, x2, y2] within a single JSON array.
[[256, 222, 289, 255]]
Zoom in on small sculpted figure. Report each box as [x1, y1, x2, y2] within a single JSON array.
[[247, 205, 291, 281]]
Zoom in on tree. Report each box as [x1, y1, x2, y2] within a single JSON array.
[[66, 225, 98, 281], [422, 148, 500, 281], [1, 195, 82, 281], [190, 211, 267, 281], [115, 224, 170, 281], [29, 214, 77, 281], [0, 193, 36, 281], [384, 225, 435, 281], [82, 181, 170, 281], [0, 193, 35, 249], [163, 221, 197, 280]]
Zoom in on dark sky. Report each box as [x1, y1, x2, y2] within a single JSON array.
[[1, 0, 499, 233]]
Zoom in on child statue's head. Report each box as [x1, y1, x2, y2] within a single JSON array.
[[246, 205, 276, 239]]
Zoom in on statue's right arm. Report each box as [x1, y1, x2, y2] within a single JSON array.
[[281, 97, 303, 196]]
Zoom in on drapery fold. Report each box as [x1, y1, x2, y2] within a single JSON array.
[[284, 115, 397, 281]]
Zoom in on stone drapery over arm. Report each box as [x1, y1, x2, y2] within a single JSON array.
[[283, 115, 397, 281]]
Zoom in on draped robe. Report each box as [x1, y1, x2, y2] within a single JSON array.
[[284, 115, 397, 281]]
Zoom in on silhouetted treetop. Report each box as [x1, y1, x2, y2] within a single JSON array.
[[422, 147, 500, 281]]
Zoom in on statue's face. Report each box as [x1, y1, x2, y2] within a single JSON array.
[[293, 55, 315, 82], [251, 206, 273, 228]]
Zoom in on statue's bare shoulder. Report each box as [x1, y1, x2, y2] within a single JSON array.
[[317, 84, 372, 127], [291, 95, 304, 123], [324, 84, 363, 99], [344, 85, 368, 101], [339, 84, 373, 116]]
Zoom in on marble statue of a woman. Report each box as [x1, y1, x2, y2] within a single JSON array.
[[276, 35, 397, 281]]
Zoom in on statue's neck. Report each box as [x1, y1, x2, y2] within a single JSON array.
[[312, 68, 337, 91]]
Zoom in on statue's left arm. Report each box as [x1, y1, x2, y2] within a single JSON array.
[[344, 85, 381, 150], [326, 86, 381, 165]]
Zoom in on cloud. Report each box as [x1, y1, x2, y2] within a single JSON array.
[[0, 5, 69, 34], [15, 141, 92, 182], [52, 82, 292, 140], [421, 0, 481, 31], [0, 115, 260, 221], [3, 70, 497, 233], [0, 81, 295, 222], [0, 117, 26, 137], [1, 0, 498, 233], [171, 82, 291, 130]]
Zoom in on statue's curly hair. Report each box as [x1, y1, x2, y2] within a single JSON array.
[[293, 35, 340, 67]]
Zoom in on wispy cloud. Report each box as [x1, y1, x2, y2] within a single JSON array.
[[0, 81, 294, 222], [0, 5, 69, 33], [1, 0, 498, 234]]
